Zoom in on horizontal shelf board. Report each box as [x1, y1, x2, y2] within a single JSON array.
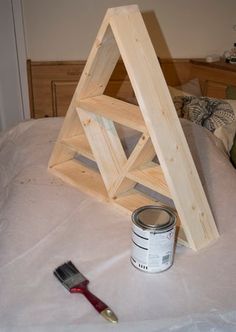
[[113, 188, 188, 246], [61, 134, 95, 161], [112, 188, 160, 213], [50, 159, 108, 201], [126, 161, 171, 198], [77, 95, 147, 133]]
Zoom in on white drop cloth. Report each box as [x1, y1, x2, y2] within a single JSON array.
[[0, 118, 236, 332]]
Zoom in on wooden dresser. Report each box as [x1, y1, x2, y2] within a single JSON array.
[[27, 58, 236, 119], [27, 60, 134, 118], [191, 59, 236, 98], [27, 58, 195, 118]]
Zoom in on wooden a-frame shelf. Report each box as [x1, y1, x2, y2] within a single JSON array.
[[48, 5, 219, 251]]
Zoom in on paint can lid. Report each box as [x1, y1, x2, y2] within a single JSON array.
[[132, 205, 175, 230]]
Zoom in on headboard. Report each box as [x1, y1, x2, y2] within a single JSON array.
[[27, 58, 234, 118]]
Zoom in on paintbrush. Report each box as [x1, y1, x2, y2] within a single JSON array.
[[54, 261, 118, 323]]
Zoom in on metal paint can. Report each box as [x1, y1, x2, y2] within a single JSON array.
[[131, 205, 176, 273]]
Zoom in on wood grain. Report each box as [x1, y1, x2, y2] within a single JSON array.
[[48, 5, 219, 250]]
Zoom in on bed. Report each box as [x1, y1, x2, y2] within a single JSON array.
[[0, 84, 236, 331]]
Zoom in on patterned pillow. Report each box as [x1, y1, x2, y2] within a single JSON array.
[[173, 96, 235, 132]]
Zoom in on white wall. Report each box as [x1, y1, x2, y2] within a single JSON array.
[[22, 0, 236, 61], [0, 0, 25, 131]]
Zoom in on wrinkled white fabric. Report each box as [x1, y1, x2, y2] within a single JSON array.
[[0, 118, 236, 332]]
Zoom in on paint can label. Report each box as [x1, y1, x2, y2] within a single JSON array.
[[131, 206, 176, 273]]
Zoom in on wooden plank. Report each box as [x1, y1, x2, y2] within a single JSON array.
[[114, 189, 188, 245], [127, 135, 156, 170], [61, 134, 94, 161], [51, 159, 108, 201], [112, 188, 189, 247], [127, 161, 171, 198], [108, 133, 153, 198], [113, 188, 158, 213], [74, 20, 120, 100], [78, 108, 127, 191], [48, 111, 84, 168], [48, 142, 76, 168], [77, 95, 147, 133], [109, 5, 219, 250], [48, 12, 120, 168]]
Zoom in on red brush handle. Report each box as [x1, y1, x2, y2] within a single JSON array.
[[70, 281, 107, 313]]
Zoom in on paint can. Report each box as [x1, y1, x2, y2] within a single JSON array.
[[131, 205, 176, 273]]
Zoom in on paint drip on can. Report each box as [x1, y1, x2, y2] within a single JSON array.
[[131, 205, 176, 273]]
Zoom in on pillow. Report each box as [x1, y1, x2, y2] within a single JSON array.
[[168, 86, 192, 98], [175, 78, 202, 97], [168, 78, 202, 98], [213, 99, 236, 152], [169, 81, 236, 153], [173, 95, 236, 152], [214, 120, 236, 153], [173, 96, 235, 131]]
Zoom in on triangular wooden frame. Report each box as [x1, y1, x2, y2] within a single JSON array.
[[48, 5, 219, 251]]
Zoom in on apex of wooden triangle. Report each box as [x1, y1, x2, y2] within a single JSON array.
[[48, 5, 219, 251], [106, 4, 139, 17]]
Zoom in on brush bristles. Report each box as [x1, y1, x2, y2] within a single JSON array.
[[54, 261, 87, 290], [54, 261, 78, 279]]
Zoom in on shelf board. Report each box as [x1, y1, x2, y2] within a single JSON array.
[[126, 161, 171, 198], [113, 188, 188, 246], [61, 134, 95, 161], [112, 188, 158, 213], [77, 95, 147, 133], [50, 159, 108, 201]]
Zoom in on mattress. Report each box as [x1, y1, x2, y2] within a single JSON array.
[[0, 117, 236, 331]]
